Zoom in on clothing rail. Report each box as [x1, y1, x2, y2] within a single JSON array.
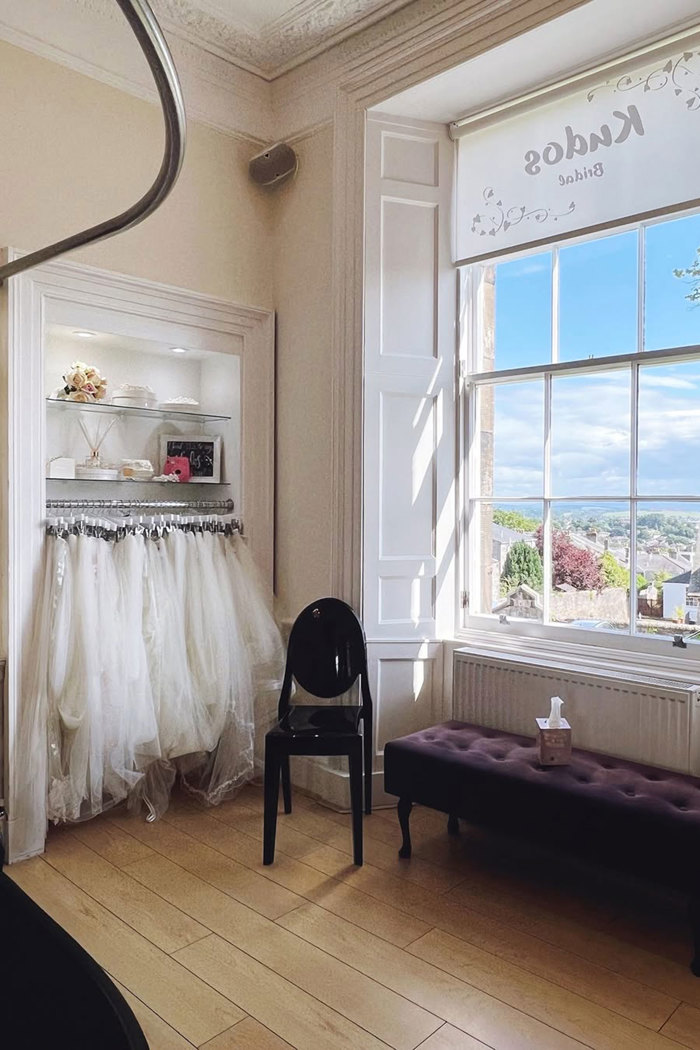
[[0, 0, 186, 283], [46, 498, 235, 513]]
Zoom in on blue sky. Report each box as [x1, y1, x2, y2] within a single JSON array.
[[489, 212, 700, 500]]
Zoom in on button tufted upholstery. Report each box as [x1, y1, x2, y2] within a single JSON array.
[[384, 721, 700, 893]]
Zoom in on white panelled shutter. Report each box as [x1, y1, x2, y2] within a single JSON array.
[[363, 113, 456, 795]]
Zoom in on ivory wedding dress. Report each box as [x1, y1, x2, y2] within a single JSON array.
[[19, 519, 283, 851]]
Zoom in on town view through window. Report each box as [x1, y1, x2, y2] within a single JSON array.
[[469, 211, 700, 639]]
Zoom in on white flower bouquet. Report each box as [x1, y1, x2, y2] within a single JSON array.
[[58, 361, 108, 403]]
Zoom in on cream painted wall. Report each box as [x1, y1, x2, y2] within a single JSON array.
[[0, 33, 336, 621], [0, 39, 272, 308], [272, 126, 334, 618]]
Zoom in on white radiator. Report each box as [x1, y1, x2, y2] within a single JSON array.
[[453, 648, 700, 774]]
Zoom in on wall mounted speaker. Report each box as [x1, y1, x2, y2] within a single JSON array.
[[248, 142, 298, 187]]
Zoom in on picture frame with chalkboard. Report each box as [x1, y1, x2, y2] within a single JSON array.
[[159, 434, 222, 484]]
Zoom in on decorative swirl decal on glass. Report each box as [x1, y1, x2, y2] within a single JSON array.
[[587, 50, 700, 112], [471, 188, 576, 238]]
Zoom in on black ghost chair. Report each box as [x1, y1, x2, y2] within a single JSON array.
[[263, 597, 373, 866]]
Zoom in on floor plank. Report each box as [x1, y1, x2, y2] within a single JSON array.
[[661, 1004, 700, 1049], [114, 981, 197, 1050], [199, 1017, 294, 1050], [125, 851, 441, 1050], [162, 808, 344, 897], [14, 793, 700, 1050], [108, 812, 304, 920], [188, 796, 434, 947], [397, 881, 676, 1029], [43, 829, 208, 954], [298, 841, 700, 1013], [277, 902, 589, 1049], [204, 800, 325, 861], [213, 791, 466, 891], [69, 814, 158, 867], [7, 857, 243, 1046], [408, 926, 680, 1050], [174, 934, 401, 1050], [416, 1025, 492, 1050]]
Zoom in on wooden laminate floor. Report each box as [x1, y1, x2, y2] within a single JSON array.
[[9, 784, 700, 1050]]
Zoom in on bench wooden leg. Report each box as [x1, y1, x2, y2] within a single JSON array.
[[690, 896, 700, 976], [398, 797, 412, 858], [447, 814, 459, 836]]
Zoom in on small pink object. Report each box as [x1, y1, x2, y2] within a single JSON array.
[[163, 455, 190, 482]]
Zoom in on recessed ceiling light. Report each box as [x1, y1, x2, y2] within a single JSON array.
[[73, 330, 95, 338], [170, 347, 187, 354]]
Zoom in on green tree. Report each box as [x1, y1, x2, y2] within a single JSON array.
[[501, 541, 543, 592], [493, 509, 539, 533], [673, 248, 700, 305], [600, 551, 629, 589], [654, 571, 672, 589], [598, 551, 646, 591]]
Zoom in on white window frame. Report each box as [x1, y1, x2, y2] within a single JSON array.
[[458, 205, 700, 662]]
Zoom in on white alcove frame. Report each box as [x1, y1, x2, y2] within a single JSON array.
[[0, 249, 274, 861]]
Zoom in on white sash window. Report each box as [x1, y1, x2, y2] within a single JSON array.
[[462, 209, 700, 642]]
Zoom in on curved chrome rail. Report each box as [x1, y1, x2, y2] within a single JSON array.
[[0, 0, 186, 283]]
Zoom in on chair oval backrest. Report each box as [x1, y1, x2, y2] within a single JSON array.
[[287, 598, 367, 700]]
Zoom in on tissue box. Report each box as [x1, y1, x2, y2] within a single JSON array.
[[536, 717, 572, 766]]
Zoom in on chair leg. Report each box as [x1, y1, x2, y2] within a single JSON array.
[[363, 722, 372, 816], [263, 748, 281, 865], [349, 742, 363, 866], [281, 755, 292, 814]]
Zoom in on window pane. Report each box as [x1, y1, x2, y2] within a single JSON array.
[[548, 502, 630, 632], [645, 213, 700, 351], [635, 502, 700, 639], [551, 371, 630, 497], [490, 252, 552, 370], [476, 502, 543, 620], [478, 380, 544, 498], [558, 231, 638, 361], [638, 361, 700, 496]]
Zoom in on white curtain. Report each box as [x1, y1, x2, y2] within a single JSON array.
[[16, 522, 284, 855]]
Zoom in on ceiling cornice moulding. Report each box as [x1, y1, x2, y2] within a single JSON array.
[[151, 0, 417, 79], [0, 0, 592, 144], [271, 0, 569, 135], [0, 0, 272, 143]]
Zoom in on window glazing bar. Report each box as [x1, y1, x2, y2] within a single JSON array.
[[469, 495, 700, 503], [467, 343, 700, 386], [0, 0, 186, 283]]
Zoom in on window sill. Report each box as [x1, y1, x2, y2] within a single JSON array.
[[450, 621, 700, 686]]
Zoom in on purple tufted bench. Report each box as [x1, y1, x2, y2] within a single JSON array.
[[384, 721, 700, 973]]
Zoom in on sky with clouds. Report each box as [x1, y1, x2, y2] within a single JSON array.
[[486, 211, 700, 504]]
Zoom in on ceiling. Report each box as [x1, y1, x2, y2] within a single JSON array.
[[152, 0, 415, 78]]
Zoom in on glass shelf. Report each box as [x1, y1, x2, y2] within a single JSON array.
[[46, 398, 230, 424], [46, 477, 228, 485]]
